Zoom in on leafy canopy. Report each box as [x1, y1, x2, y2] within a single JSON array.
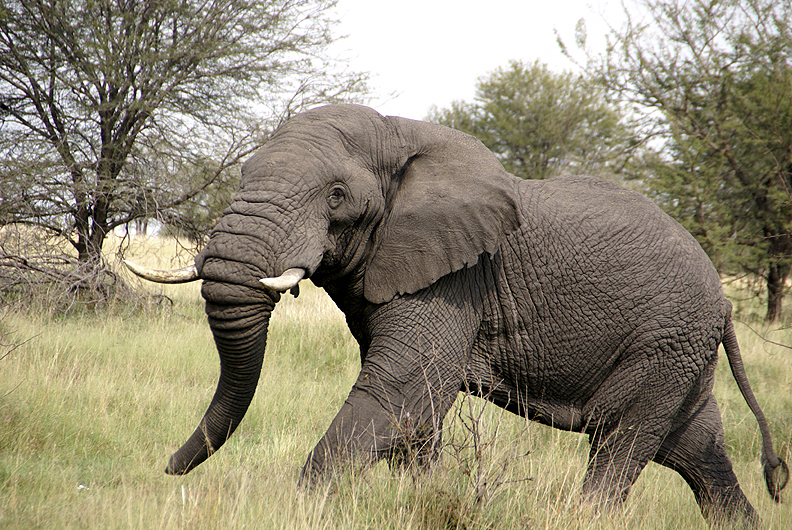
[[0, 0, 367, 307], [427, 60, 637, 181]]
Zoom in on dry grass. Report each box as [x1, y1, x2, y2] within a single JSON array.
[[1, 236, 790, 529]]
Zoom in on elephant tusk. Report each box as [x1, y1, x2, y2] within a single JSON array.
[[123, 260, 200, 284], [259, 268, 305, 293]]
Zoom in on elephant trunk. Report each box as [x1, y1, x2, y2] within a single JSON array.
[[166, 283, 275, 475]]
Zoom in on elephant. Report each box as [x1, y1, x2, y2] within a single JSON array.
[[125, 104, 788, 527]]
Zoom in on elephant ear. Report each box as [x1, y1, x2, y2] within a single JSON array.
[[364, 118, 521, 304]]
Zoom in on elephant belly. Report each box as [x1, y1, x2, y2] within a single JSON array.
[[468, 323, 613, 433], [477, 376, 588, 432]]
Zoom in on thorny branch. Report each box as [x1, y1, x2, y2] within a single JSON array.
[[734, 319, 792, 351], [446, 386, 533, 506]]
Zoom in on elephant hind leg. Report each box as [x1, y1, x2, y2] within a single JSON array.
[[581, 420, 662, 509], [652, 394, 760, 528]]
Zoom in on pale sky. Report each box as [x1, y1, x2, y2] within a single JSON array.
[[330, 0, 625, 120]]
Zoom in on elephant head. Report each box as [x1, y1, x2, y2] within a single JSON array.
[[126, 104, 520, 475]]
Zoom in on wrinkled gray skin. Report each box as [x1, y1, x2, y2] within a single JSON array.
[[152, 105, 788, 527]]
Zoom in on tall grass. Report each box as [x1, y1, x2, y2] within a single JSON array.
[[1, 236, 791, 529]]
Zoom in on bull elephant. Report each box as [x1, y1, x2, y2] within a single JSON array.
[[125, 104, 787, 526]]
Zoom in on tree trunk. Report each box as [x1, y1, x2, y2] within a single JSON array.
[[75, 221, 107, 266], [74, 186, 111, 266], [766, 264, 787, 322]]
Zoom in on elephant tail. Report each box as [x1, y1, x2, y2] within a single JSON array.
[[722, 318, 789, 502]]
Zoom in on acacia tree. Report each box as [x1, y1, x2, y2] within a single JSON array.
[[427, 60, 638, 181], [0, 0, 366, 275], [589, 0, 792, 321]]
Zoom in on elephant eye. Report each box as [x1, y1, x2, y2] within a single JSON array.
[[328, 186, 346, 209]]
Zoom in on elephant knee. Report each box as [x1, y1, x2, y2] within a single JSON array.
[[386, 418, 443, 471]]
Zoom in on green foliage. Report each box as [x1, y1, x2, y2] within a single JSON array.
[[590, 0, 792, 321], [0, 0, 368, 265], [0, 0, 368, 311], [427, 60, 638, 182]]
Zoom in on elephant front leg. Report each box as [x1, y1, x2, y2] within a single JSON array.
[[300, 283, 481, 483], [300, 373, 449, 482]]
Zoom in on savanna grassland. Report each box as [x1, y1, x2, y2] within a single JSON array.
[[1, 236, 791, 529]]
